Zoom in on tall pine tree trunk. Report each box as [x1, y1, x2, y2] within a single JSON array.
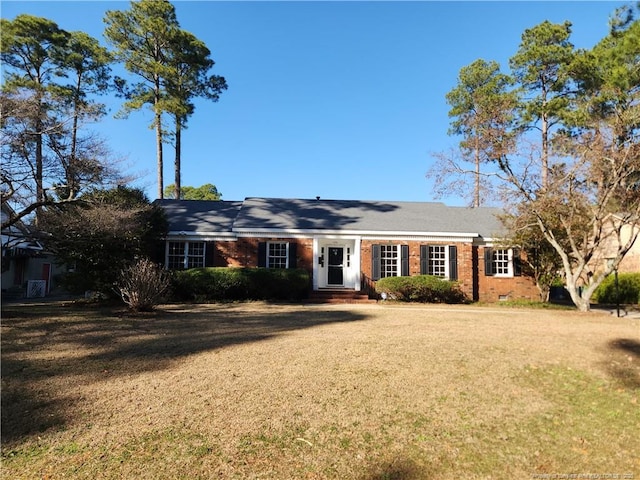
[[174, 116, 181, 200], [154, 75, 164, 200], [156, 111, 163, 200], [541, 113, 549, 189], [474, 135, 480, 208]]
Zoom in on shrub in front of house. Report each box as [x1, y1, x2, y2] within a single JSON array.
[[116, 257, 171, 311], [593, 272, 640, 305], [171, 267, 310, 302], [375, 275, 467, 303]]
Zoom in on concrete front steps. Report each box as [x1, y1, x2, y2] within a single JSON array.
[[306, 289, 377, 304]]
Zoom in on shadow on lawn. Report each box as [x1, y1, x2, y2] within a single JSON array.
[[1, 301, 370, 445], [604, 338, 640, 389], [360, 458, 426, 480]]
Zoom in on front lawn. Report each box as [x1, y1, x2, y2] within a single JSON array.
[[2, 302, 638, 479]]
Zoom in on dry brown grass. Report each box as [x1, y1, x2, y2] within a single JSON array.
[[2, 301, 639, 479]]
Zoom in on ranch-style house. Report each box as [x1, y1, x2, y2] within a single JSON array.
[[156, 198, 539, 302], [155, 197, 540, 302]]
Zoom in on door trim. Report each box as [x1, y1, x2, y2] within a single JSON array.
[[314, 238, 360, 291]]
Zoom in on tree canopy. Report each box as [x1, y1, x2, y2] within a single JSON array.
[[431, 3, 640, 311], [39, 186, 167, 294], [104, 0, 226, 200], [428, 59, 515, 207], [163, 183, 222, 200], [1, 14, 119, 229]]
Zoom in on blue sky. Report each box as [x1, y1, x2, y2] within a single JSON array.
[[2, 1, 625, 205]]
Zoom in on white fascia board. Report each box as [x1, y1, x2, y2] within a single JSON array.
[[313, 233, 361, 241], [476, 236, 512, 246], [363, 235, 478, 243], [234, 229, 337, 239], [166, 231, 237, 241], [359, 231, 478, 242], [234, 228, 479, 241]]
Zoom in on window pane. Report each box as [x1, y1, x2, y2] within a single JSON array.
[[168, 241, 205, 270], [168, 242, 186, 270], [380, 245, 398, 278], [493, 249, 510, 275], [268, 242, 288, 269], [187, 241, 205, 269], [428, 245, 446, 277]]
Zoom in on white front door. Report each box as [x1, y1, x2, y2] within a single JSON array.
[[314, 239, 360, 290]]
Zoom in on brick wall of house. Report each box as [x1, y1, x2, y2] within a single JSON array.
[[477, 246, 540, 302], [213, 238, 314, 270], [360, 240, 539, 302], [203, 238, 539, 302], [360, 240, 477, 300], [213, 239, 251, 267]]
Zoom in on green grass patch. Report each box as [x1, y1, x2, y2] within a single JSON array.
[[361, 364, 640, 478], [491, 299, 576, 309], [2, 428, 219, 479], [449, 365, 640, 476]]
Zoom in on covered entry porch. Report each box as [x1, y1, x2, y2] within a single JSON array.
[[312, 237, 361, 291]]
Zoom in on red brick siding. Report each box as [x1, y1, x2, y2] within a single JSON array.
[[213, 238, 314, 270], [361, 241, 539, 302], [360, 240, 476, 300], [204, 239, 539, 302], [477, 246, 539, 302]]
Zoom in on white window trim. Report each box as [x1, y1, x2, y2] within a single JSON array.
[[427, 245, 450, 279], [267, 241, 289, 269], [380, 244, 401, 278], [166, 240, 206, 270], [493, 248, 513, 277]]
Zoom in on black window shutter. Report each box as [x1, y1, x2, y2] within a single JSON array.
[[401, 245, 409, 276], [258, 242, 267, 267], [205, 241, 215, 267], [448, 245, 458, 280], [372, 244, 381, 280], [420, 245, 428, 275], [484, 248, 494, 276], [288, 242, 297, 268], [513, 248, 522, 276]]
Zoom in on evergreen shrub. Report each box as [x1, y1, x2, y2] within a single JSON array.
[[375, 275, 467, 303], [171, 267, 310, 302], [593, 272, 640, 305]]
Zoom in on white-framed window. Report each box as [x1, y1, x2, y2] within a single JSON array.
[[267, 242, 288, 269], [485, 247, 519, 277], [493, 248, 511, 276], [428, 245, 447, 277], [372, 244, 408, 280], [167, 241, 206, 270], [379, 245, 399, 278], [420, 245, 458, 280]]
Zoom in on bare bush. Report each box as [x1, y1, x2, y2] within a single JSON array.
[[116, 257, 170, 311]]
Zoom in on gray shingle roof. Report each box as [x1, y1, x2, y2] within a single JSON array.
[[156, 197, 505, 239], [154, 199, 243, 233], [236, 198, 504, 237]]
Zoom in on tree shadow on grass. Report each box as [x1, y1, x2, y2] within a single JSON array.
[[603, 338, 640, 389], [359, 457, 430, 480], [1, 302, 370, 445]]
